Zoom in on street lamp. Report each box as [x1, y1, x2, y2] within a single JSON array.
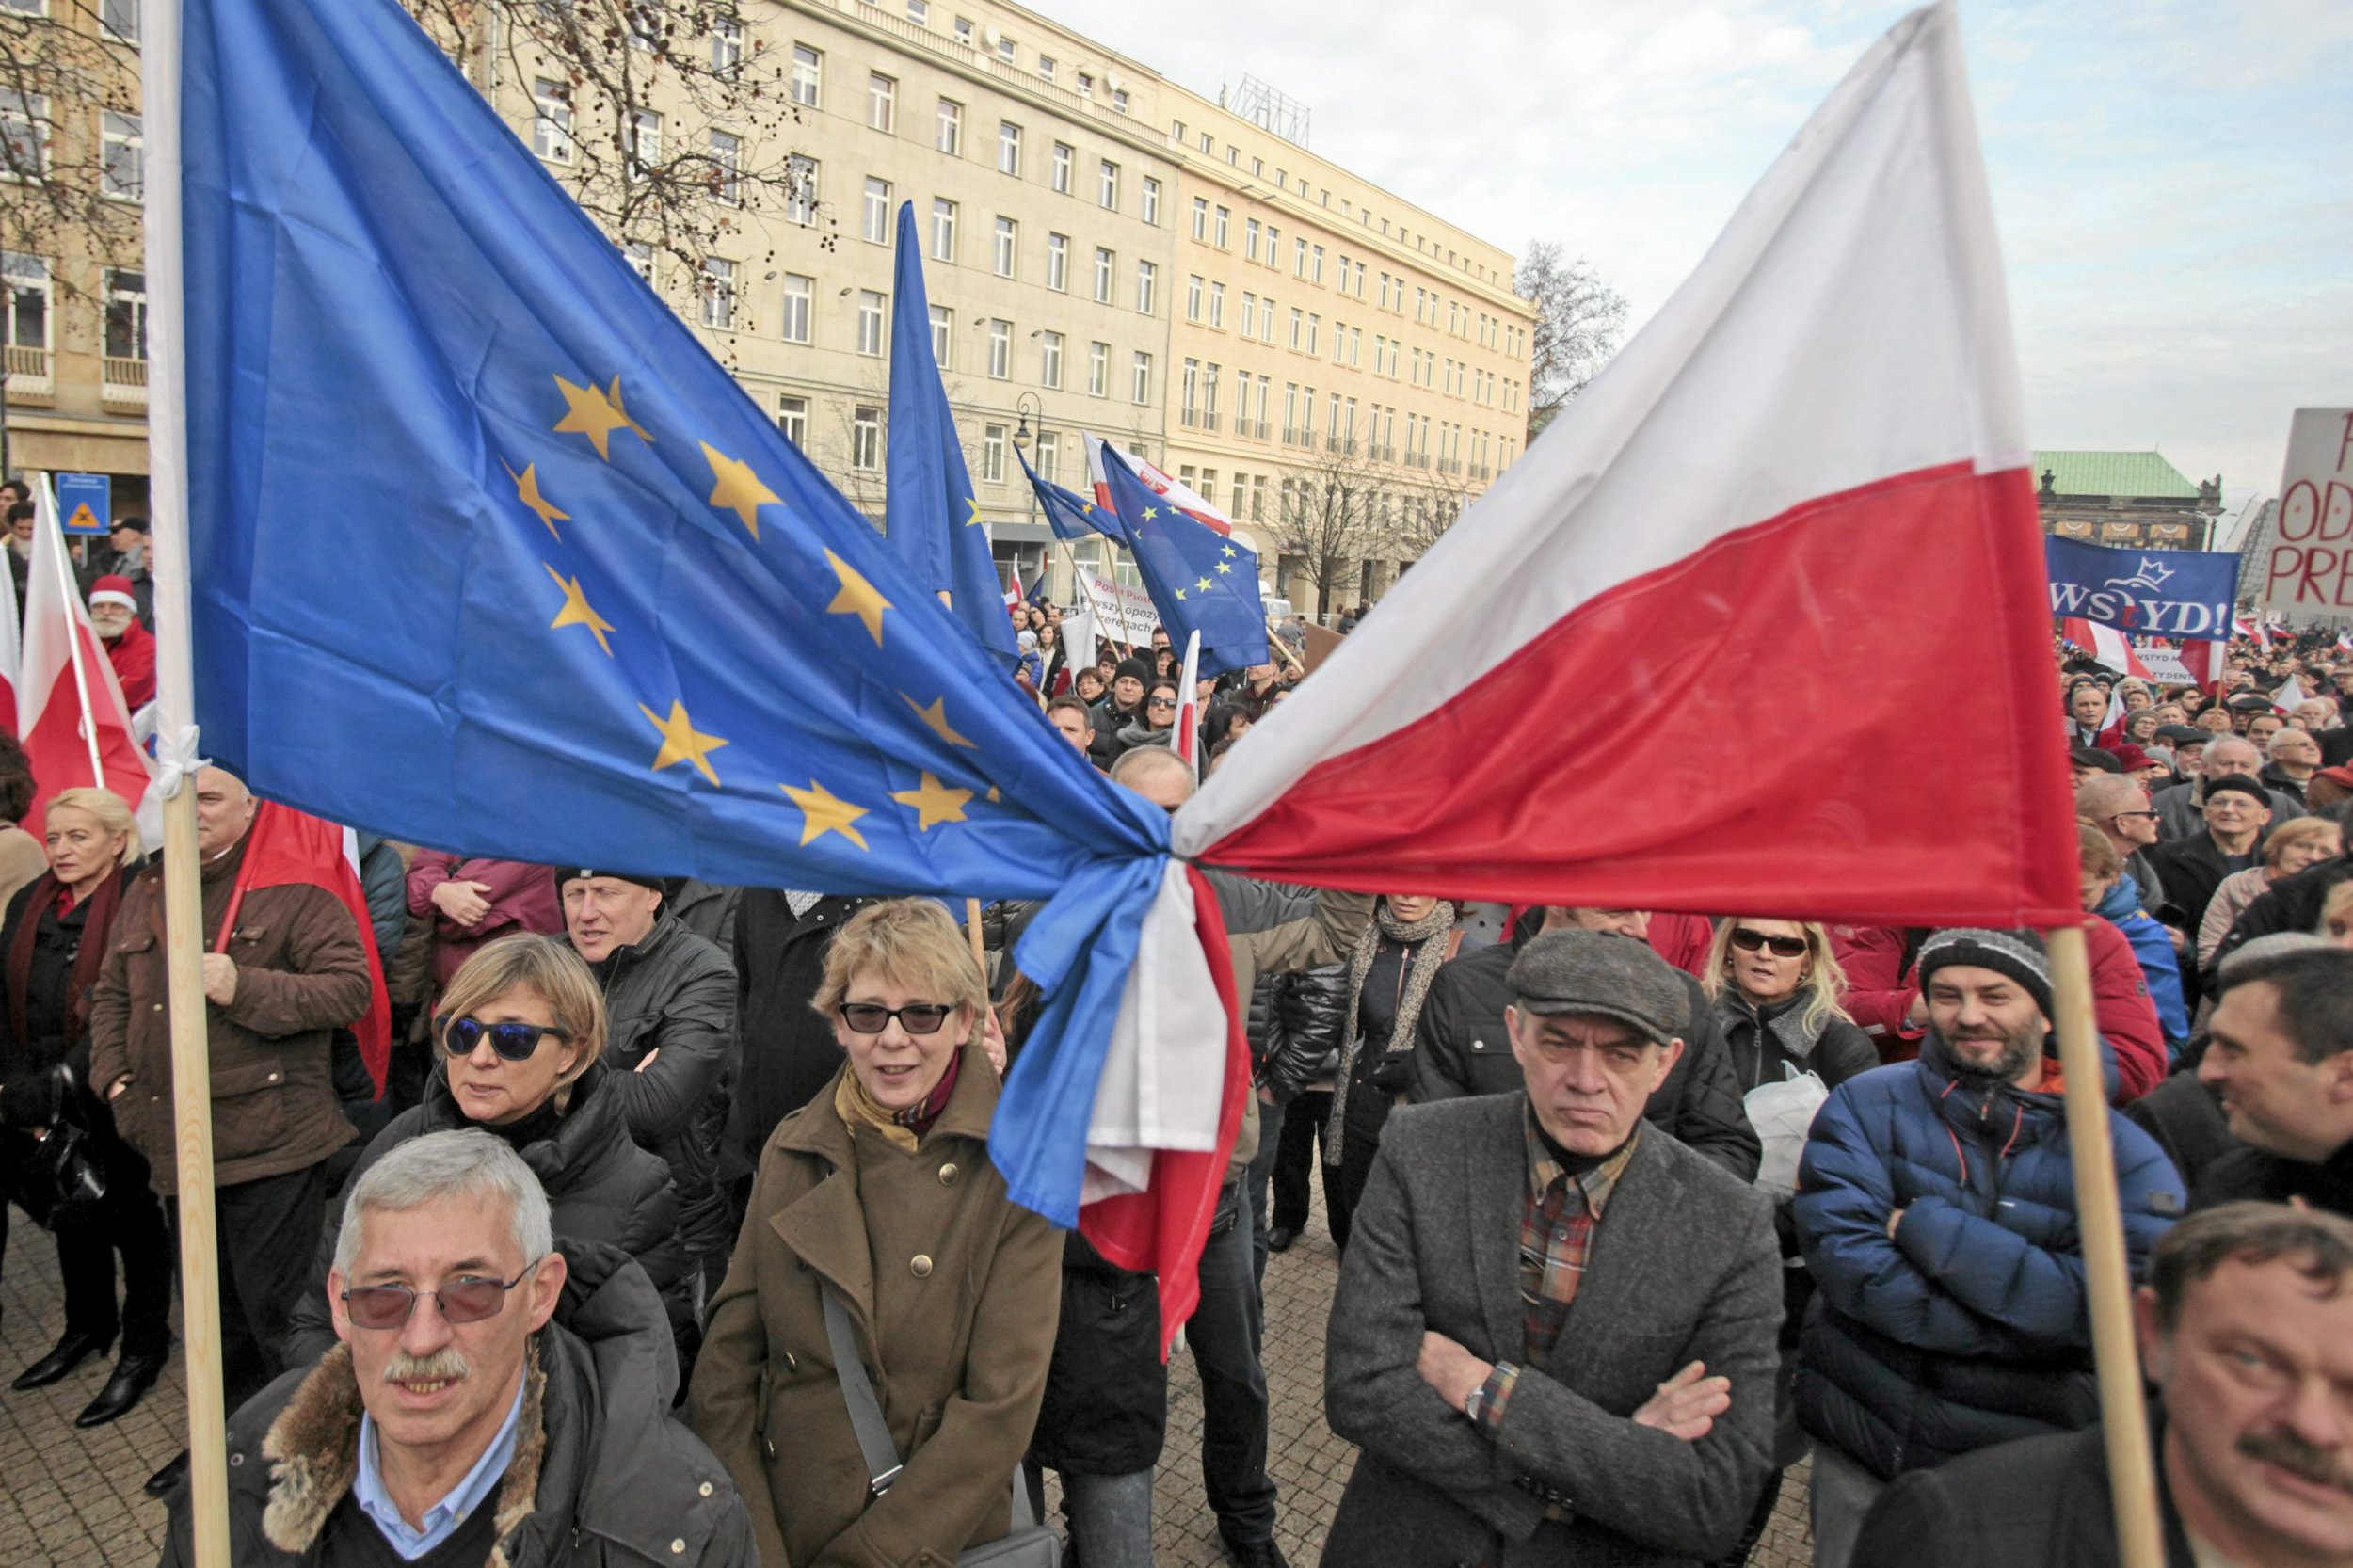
[[1012, 391, 1042, 589]]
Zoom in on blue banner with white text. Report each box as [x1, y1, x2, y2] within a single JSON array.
[[2044, 536, 2239, 639]]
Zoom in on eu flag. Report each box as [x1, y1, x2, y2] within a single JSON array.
[[175, 0, 1162, 1225], [1096, 443, 1270, 677], [1018, 445, 1130, 547], [887, 201, 1020, 664]]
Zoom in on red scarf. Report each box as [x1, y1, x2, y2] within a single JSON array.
[[7, 866, 127, 1055]]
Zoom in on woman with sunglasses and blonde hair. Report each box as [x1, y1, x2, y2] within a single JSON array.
[[1697, 918, 1878, 1568], [691, 898, 1060, 1568], [284, 932, 688, 1369]]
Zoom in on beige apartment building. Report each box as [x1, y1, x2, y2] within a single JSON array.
[[2, 0, 1529, 616]]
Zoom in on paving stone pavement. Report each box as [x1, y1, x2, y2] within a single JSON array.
[[2, 1199, 1814, 1567]]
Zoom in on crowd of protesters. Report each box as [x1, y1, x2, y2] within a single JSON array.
[[4, 536, 2353, 1567]]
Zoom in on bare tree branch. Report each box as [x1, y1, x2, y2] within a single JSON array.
[[1516, 239, 1626, 440]]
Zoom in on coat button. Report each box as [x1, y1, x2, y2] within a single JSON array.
[[781, 1352, 798, 1373], [699, 1481, 714, 1497], [152, 1002, 164, 1012], [937, 1162, 959, 1186], [910, 1254, 934, 1278], [670, 1539, 685, 1555]]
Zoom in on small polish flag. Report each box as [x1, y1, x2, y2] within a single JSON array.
[[1172, 630, 1203, 767], [1086, 434, 1235, 536], [19, 475, 156, 834], [2061, 617, 2153, 680]]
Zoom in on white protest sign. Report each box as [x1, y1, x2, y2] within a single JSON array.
[[1078, 568, 1160, 646], [2259, 408, 2353, 616], [2137, 644, 2193, 685]]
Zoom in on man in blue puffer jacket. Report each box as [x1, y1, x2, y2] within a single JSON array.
[[1792, 928, 2184, 1568]]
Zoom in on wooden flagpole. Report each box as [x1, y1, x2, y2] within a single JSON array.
[[141, 1, 233, 1561], [2044, 923, 2165, 1568]]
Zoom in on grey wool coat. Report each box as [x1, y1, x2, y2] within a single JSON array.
[[1323, 1094, 1783, 1568]]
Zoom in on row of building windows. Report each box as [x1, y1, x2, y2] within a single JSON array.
[[1, 252, 150, 362], [776, 393, 1127, 488], [1164, 114, 1510, 291], [1171, 357, 1515, 477]]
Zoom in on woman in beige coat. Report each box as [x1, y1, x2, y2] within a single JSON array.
[[691, 899, 1061, 1567]]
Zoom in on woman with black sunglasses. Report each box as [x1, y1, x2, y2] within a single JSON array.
[[283, 933, 691, 1372], [1695, 918, 1877, 1568], [690, 898, 1060, 1568]]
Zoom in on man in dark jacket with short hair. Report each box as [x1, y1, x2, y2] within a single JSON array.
[[724, 888, 873, 1209], [2191, 946, 2353, 1217], [1409, 906, 1763, 1182], [560, 871, 737, 1297]]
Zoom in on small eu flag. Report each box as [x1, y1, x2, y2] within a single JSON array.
[[1018, 445, 1130, 547], [1096, 443, 1270, 677]]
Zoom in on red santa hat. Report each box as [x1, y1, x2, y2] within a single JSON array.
[[88, 575, 138, 613]]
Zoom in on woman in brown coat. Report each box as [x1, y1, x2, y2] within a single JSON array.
[[690, 899, 1061, 1568]]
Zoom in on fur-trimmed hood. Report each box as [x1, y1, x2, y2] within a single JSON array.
[[158, 1242, 757, 1568], [259, 1341, 548, 1566]]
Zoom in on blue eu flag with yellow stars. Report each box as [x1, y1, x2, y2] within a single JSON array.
[[176, 0, 1162, 1226], [886, 200, 1021, 664], [1096, 443, 1270, 677], [1018, 445, 1130, 548]]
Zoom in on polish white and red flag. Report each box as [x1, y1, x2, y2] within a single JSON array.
[[1167, 1, 2076, 928], [2062, 617, 2153, 680], [1085, 434, 1234, 536], [0, 512, 19, 737], [20, 475, 157, 829]]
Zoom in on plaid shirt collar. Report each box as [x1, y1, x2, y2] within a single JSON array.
[[1523, 1102, 1640, 1217]]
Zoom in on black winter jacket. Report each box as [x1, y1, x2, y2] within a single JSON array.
[[2192, 1137, 2353, 1219], [169, 1243, 757, 1568], [592, 913, 738, 1260], [1712, 990, 1881, 1096], [284, 1062, 688, 1368], [1260, 961, 1348, 1102], [1408, 931, 1763, 1182], [1849, 1421, 2195, 1568], [726, 891, 873, 1183], [1027, 1232, 1166, 1476]]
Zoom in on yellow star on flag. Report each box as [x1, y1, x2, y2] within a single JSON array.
[[1142, 505, 1160, 520], [605, 376, 653, 443], [782, 779, 872, 849], [552, 375, 648, 461], [890, 772, 972, 832], [824, 549, 892, 645], [544, 564, 616, 656], [702, 442, 781, 538], [1174, 586, 1188, 600], [1221, 543, 1237, 558], [1215, 560, 1234, 575], [504, 459, 570, 539], [903, 693, 977, 748], [638, 700, 728, 785], [1195, 576, 1213, 592], [966, 496, 985, 526]]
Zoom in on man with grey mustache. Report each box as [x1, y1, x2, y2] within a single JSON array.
[[157, 1129, 756, 1565], [1850, 1202, 2353, 1568]]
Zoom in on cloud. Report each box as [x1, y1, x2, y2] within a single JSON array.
[[1050, 0, 2351, 506]]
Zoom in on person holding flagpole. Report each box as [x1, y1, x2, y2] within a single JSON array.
[[88, 764, 375, 1497]]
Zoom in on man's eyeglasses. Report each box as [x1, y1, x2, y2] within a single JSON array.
[[341, 1266, 534, 1331], [838, 1002, 953, 1035], [1729, 929, 1809, 958], [437, 1016, 571, 1062]]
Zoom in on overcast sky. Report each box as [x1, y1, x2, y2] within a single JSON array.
[[1054, 0, 2351, 517]]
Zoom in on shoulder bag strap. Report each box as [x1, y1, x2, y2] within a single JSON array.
[[820, 1279, 1041, 1530], [819, 1281, 904, 1496]]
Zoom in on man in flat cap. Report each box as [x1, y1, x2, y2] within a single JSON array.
[[559, 869, 737, 1351], [1321, 928, 1782, 1567]]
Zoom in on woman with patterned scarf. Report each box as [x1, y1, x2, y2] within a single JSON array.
[[1324, 895, 1460, 1249]]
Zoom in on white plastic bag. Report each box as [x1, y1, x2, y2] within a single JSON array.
[[1745, 1064, 1830, 1203]]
